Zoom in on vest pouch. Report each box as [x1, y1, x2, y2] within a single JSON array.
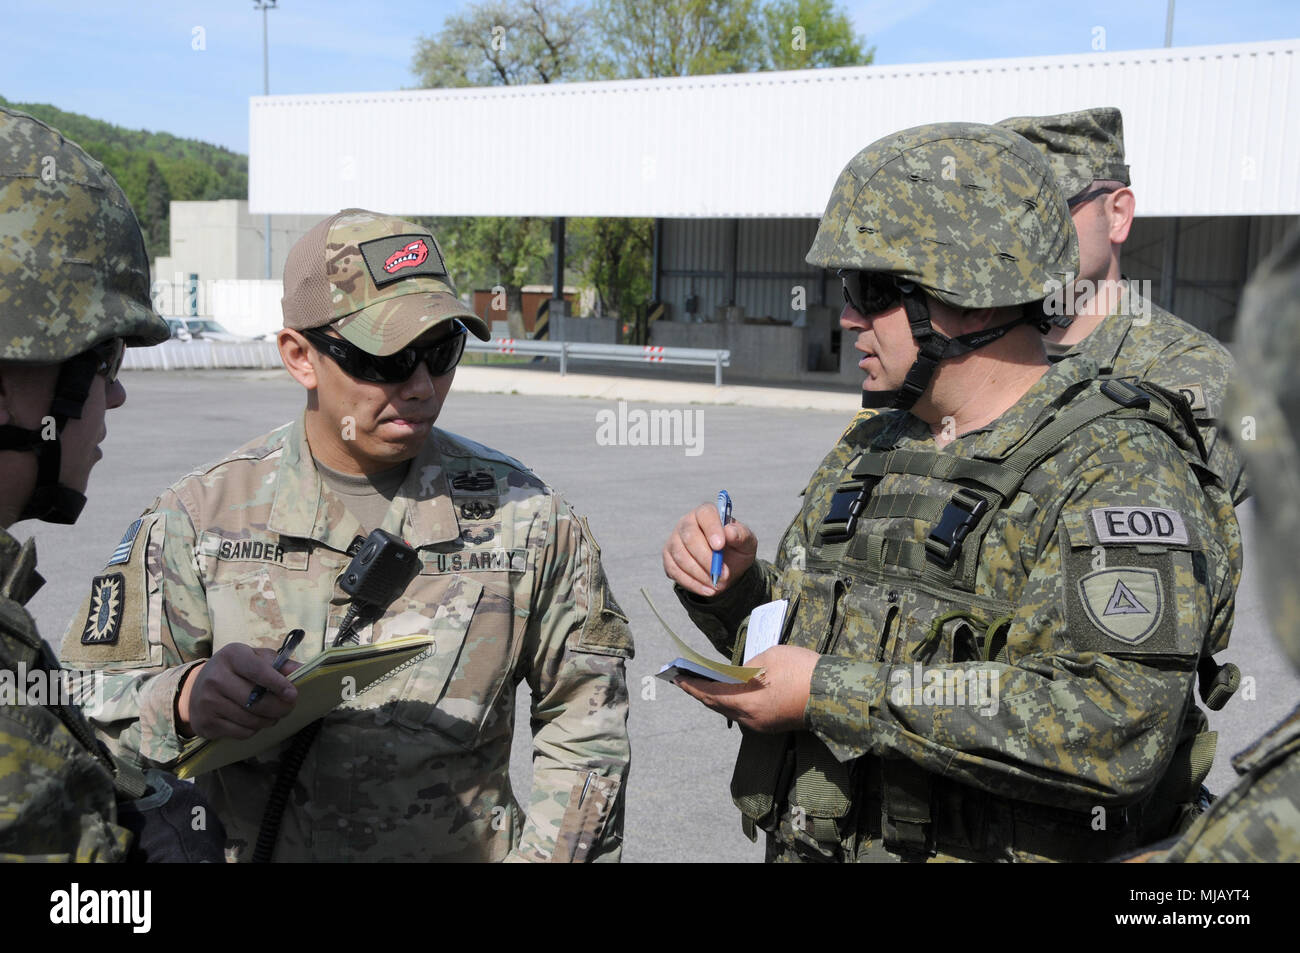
[[730, 730, 793, 840], [781, 572, 842, 653], [728, 582, 805, 838], [791, 733, 854, 846]]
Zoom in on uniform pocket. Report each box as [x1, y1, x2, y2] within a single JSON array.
[[205, 569, 291, 653], [388, 575, 519, 747]]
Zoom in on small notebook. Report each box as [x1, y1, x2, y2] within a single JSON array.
[[643, 588, 764, 685], [174, 635, 434, 779]]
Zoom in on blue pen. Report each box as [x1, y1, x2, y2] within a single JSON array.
[[711, 490, 732, 586]]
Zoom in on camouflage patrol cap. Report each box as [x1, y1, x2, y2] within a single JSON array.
[[806, 122, 1079, 309], [996, 107, 1131, 202], [1226, 227, 1300, 670], [0, 105, 169, 363], [282, 209, 490, 356]]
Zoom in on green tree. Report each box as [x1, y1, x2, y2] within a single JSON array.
[[412, 0, 588, 86], [141, 158, 172, 259], [759, 0, 872, 70], [590, 0, 762, 78], [410, 0, 585, 324]]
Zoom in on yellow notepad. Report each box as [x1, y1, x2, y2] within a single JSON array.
[[174, 635, 434, 779], [642, 587, 764, 684]]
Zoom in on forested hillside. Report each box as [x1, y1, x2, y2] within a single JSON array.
[[0, 95, 247, 259]]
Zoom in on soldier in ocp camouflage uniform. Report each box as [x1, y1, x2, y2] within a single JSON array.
[[61, 209, 633, 862], [1151, 227, 1300, 863], [663, 123, 1237, 862], [1, 105, 224, 861]]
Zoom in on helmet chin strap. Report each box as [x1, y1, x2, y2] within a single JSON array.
[[863, 283, 1048, 412], [0, 353, 99, 525]]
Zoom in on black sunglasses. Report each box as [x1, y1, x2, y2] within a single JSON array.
[[90, 337, 125, 383], [839, 270, 905, 317], [1067, 186, 1117, 210], [302, 322, 467, 384]]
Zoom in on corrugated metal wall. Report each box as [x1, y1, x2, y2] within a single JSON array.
[[250, 40, 1299, 218], [659, 215, 1299, 343], [1127, 214, 1299, 339], [659, 218, 826, 324]]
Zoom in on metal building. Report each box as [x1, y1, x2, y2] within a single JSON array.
[[249, 38, 1299, 383]]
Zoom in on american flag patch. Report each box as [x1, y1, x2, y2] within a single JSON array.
[[106, 518, 143, 566]]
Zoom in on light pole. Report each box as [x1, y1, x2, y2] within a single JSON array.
[[254, 1, 277, 279]]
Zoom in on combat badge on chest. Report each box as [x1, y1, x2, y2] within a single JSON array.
[[452, 468, 500, 543]]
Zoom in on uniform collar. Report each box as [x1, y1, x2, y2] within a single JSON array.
[[0, 528, 44, 606], [267, 417, 462, 552], [881, 357, 1100, 459], [1060, 278, 1144, 375]]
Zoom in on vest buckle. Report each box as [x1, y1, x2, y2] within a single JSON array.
[[924, 489, 988, 567]]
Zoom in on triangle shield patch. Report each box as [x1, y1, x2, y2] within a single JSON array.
[[1079, 568, 1163, 645]]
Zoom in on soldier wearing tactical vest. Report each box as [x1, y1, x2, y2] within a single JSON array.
[[662, 122, 1238, 862], [0, 105, 224, 861], [1150, 227, 1300, 863]]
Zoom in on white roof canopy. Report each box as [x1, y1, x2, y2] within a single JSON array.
[[249, 38, 1298, 219]]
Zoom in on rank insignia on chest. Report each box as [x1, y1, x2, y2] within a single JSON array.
[[81, 573, 126, 645], [1078, 568, 1163, 645]]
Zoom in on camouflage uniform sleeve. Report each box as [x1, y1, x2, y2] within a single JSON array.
[[805, 426, 1232, 811], [1149, 336, 1249, 505], [672, 424, 862, 659], [510, 496, 633, 863], [59, 488, 212, 767]]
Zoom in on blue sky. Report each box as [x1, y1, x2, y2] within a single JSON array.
[[0, 0, 1294, 153]]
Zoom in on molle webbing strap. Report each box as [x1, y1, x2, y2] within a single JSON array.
[[860, 493, 947, 523]]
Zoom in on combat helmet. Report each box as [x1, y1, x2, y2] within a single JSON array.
[[0, 105, 169, 523], [1226, 226, 1300, 670], [807, 121, 1078, 409]]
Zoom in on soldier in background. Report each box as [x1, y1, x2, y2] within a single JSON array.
[[1000, 107, 1245, 753], [1152, 227, 1300, 862], [663, 122, 1236, 862], [996, 107, 1245, 505], [63, 209, 633, 862], [0, 105, 223, 861]]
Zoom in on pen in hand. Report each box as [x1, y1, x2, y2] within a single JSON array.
[[245, 628, 305, 709], [711, 490, 732, 587]]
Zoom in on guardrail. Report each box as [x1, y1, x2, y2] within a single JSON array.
[[466, 338, 731, 386], [124, 338, 733, 385], [122, 339, 283, 370]]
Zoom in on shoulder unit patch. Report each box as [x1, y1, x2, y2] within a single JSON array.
[[1078, 568, 1163, 645], [81, 573, 126, 645]]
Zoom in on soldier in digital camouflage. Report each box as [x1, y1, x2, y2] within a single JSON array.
[[1, 105, 224, 861], [1149, 226, 1300, 863], [662, 122, 1237, 862], [996, 107, 1246, 506], [62, 208, 633, 862]]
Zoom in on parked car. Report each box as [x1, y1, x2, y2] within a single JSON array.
[[182, 318, 249, 342], [165, 318, 192, 341]]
